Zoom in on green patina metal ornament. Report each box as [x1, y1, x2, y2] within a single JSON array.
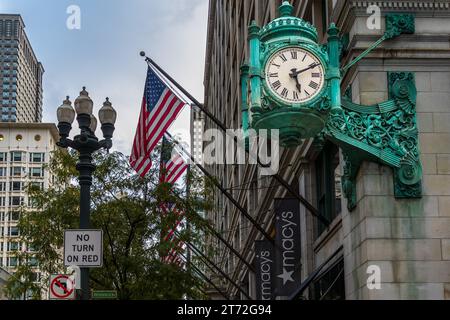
[[243, 1, 331, 147], [240, 1, 421, 210]]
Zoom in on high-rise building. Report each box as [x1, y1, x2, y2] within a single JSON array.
[[203, 0, 450, 300], [0, 14, 44, 123], [0, 123, 58, 299]]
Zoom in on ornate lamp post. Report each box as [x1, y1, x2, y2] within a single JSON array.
[[56, 87, 117, 300]]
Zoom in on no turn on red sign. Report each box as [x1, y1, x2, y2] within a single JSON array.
[[64, 229, 103, 267], [49, 275, 75, 300]]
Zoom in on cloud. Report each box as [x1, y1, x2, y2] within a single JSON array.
[[3, 0, 209, 155]]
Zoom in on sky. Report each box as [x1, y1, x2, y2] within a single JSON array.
[[0, 0, 209, 154]]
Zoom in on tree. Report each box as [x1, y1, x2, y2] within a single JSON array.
[[4, 147, 212, 300]]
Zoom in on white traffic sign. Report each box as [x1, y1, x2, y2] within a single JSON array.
[[49, 274, 75, 300], [64, 229, 103, 267]]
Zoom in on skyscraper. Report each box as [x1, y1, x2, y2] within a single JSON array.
[[0, 14, 44, 123]]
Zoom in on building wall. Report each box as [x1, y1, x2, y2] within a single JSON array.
[[203, 0, 450, 300], [0, 15, 43, 123], [338, 1, 450, 299], [0, 123, 58, 299]]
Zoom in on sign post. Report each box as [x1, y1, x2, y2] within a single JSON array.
[[64, 229, 103, 267]]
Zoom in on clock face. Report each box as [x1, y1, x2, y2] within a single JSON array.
[[265, 47, 325, 104]]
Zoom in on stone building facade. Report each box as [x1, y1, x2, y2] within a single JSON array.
[[0, 123, 58, 299], [203, 0, 450, 300]]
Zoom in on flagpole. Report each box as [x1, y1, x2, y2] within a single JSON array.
[[140, 52, 330, 227], [145, 165, 256, 274], [174, 231, 251, 300], [178, 251, 230, 300], [165, 132, 273, 244]]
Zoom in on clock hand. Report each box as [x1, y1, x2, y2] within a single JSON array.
[[289, 69, 302, 93], [290, 62, 319, 78]]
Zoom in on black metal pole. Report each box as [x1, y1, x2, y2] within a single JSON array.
[[178, 251, 230, 300], [288, 245, 343, 300], [166, 132, 273, 243], [142, 53, 329, 227], [175, 232, 251, 300], [76, 149, 96, 301]]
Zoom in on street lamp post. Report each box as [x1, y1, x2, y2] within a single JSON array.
[[56, 87, 117, 300]]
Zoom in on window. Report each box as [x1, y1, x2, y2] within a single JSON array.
[[30, 153, 44, 163], [15, 134, 22, 141], [0, 211, 4, 221], [0, 167, 6, 177], [30, 272, 39, 282], [10, 166, 23, 177], [0, 152, 6, 161], [10, 196, 23, 206], [29, 182, 43, 191], [28, 256, 38, 267], [312, 259, 345, 300], [28, 197, 38, 208], [34, 135, 41, 142], [8, 226, 19, 236], [7, 242, 20, 251], [29, 167, 43, 178], [10, 181, 22, 191], [0, 182, 5, 191], [315, 142, 341, 236], [0, 197, 5, 206], [11, 151, 24, 162], [8, 256, 18, 267], [9, 211, 20, 221]]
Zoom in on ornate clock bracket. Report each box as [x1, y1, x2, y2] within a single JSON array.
[[319, 13, 419, 211], [324, 72, 421, 211]]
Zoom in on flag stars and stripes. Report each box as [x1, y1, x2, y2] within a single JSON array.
[[130, 66, 186, 178]]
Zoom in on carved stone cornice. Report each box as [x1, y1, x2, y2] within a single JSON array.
[[333, 0, 450, 34]]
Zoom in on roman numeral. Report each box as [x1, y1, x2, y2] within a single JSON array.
[[302, 54, 307, 61], [272, 80, 281, 90], [312, 73, 321, 78], [304, 89, 311, 96], [279, 54, 287, 62], [281, 88, 289, 98], [293, 91, 299, 100], [291, 51, 297, 59], [309, 81, 319, 90], [269, 72, 278, 78], [272, 63, 281, 68]]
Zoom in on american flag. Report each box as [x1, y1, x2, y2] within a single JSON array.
[[130, 66, 186, 177], [160, 135, 189, 185], [160, 202, 185, 242]]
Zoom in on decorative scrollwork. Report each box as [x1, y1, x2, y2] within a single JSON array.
[[385, 14, 415, 39], [325, 72, 422, 210]]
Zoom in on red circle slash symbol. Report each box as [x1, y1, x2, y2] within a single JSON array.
[[50, 275, 74, 299]]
